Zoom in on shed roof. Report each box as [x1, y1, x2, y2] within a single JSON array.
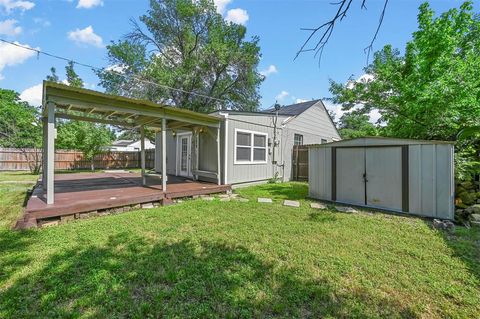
[[308, 136, 455, 148], [43, 81, 221, 129]]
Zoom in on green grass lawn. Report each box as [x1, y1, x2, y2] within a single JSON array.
[[0, 173, 479, 318]]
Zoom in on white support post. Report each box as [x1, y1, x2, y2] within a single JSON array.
[[140, 125, 146, 186], [42, 116, 47, 189], [220, 113, 229, 185], [162, 118, 167, 192], [217, 127, 221, 185], [46, 103, 55, 204]]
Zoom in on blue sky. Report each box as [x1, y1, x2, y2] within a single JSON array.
[[0, 0, 476, 120]]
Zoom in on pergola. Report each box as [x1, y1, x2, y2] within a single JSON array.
[[41, 81, 222, 204]]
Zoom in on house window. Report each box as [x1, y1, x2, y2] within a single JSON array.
[[321, 138, 328, 144], [294, 134, 303, 145], [235, 129, 267, 164]]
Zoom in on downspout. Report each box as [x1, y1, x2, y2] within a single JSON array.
[[219, 112, 229, 185], [272, 110, 285, 182]]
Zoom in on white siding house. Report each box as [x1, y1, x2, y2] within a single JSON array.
[[155, 99, 340, 187]]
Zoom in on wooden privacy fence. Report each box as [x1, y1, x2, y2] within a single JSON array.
[[292, 145, 309, 181], [0, 148, 155, 171]]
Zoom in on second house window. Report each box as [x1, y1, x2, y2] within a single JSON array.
[[235, 129, 267, 164], [294, 134, 303, 145]]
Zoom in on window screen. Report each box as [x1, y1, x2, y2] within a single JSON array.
[[237, 132, 251, 146]]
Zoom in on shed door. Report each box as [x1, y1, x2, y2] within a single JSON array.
[[365, 147, 402, 211], [336, 148, 365, 206]]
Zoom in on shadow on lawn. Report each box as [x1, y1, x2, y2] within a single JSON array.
[[440, 226, 480, 284], [0, 229, 36, 284], [0, 232, 418, 318], [307, 211, 337, 223]]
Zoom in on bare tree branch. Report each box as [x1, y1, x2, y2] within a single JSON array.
[[364, 0, 389, 64], [296, 0, 389, 65]]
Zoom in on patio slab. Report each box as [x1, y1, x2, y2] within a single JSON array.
[[310, 202, 327, 209], [258, 198, 273, 203], [283, 200, 300, 207], [335, 206, 357, 213]]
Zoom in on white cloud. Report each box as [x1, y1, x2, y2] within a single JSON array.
[[33, 18, 51, 27], [20, 83, 42, 106], [346, 73, 375, 89], [0, 41, 37, 80], [225, 8, 249, 25], [105, 64, 127, 74], [76, 0, 103, 9], [0, 19, 21, 36], [369, 109, 381, 124], [275, 91, 289, 102], [213, 0, 231, 14], [295, 98, 308, 103], [323, 99, 381, 125], [0, 0, 34, 13], [323, 100, 345, 122], [260, 64, 278, 77], [67, 26, 104, 47]]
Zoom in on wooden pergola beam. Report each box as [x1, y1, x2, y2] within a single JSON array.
[[55, 112, 135, 127], [168, 120, 193, 130]]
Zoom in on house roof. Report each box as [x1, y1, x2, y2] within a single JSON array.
[[211, 99, 322, 117], [264, 99, 321, 116]]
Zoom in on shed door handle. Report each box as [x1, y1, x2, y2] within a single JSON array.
[[363, 173, 368, 183]]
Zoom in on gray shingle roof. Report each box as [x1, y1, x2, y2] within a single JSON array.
[[111, 140, 134, 147], [264, 99, 320, 116]]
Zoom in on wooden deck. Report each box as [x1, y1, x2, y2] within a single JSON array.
[[17, 172, 230, 229]]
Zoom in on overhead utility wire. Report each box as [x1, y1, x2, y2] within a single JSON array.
[[0, 38, 228, 104]]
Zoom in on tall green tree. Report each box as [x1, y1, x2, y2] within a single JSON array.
[[329, 1, 480, 179], [337, 111, 379, 139], [56, 121, 114, 171], [330, 2, 480, 140], [97, 0, 263, 112], [0, 89, 42, 173], [65, 61, 84, 88], [48, 62, 114, 170], [46, 67, 59, 83]]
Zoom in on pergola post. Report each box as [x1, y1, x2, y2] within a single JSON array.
[[217, 126, 221, 185], [42, 116, 47, 189], [140, 125, 146, 186], [162, 118, 167, 192], [46, 102, 55, 204]]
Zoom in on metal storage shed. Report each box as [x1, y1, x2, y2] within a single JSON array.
[[308, 137, 455, 219]]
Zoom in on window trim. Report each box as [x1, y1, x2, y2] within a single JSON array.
[[234, 128, 268, 165], [294, 133, 304, 146]]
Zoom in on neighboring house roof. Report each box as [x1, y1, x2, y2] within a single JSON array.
[[264, 99, 321, 116], [111, 140, 135, 147]]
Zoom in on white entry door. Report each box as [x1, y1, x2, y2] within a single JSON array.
[[177, 133, 192, 177], [336, 148, 365, 206]]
